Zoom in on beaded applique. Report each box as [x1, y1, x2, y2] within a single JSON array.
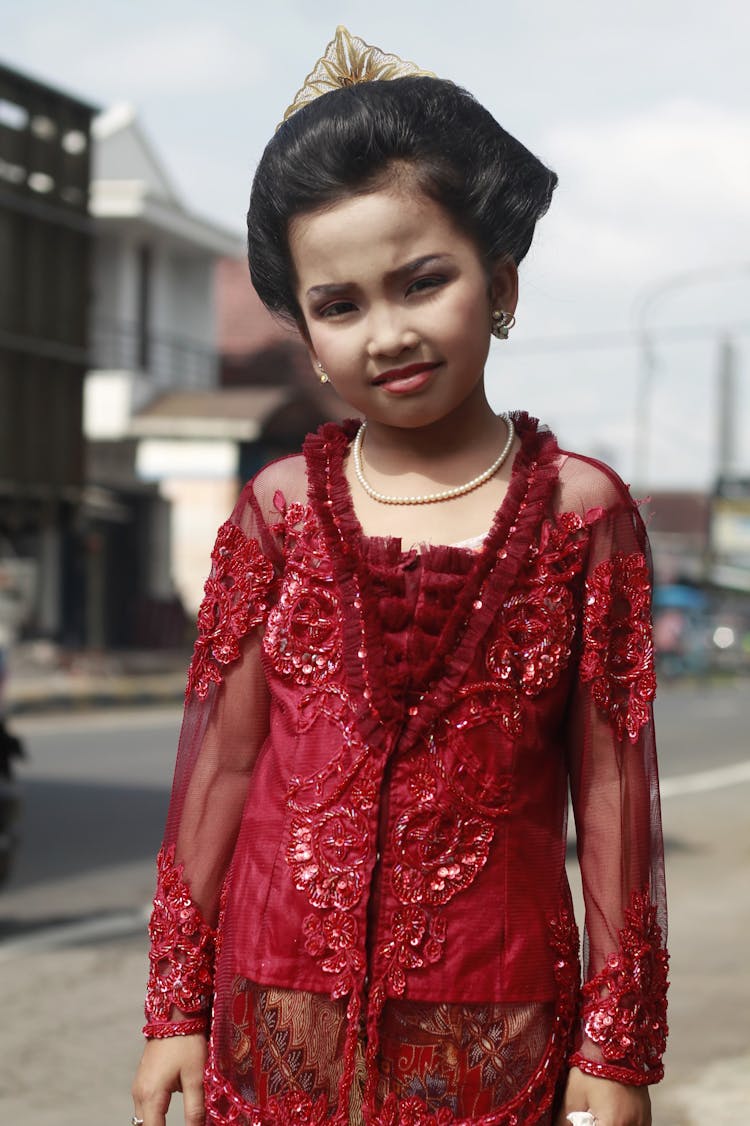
[[186, 520, 276, 700], [264, 498, 343, 687], [580, 551, 656, 742], [143, 844, 215, 1038], [284, 682, 377, 1004], [486, 512, 589, 697], [570, 889, 669, 1085]]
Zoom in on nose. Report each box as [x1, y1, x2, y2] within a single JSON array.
[[365, 306, 419, 359]]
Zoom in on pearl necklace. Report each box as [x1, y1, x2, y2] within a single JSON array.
[[352, 414, 515, 505]]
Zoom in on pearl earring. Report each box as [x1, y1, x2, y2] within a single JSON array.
[[491, 310, 516, 340], [317, 362, 330, 384]]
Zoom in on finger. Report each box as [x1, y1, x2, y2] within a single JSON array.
[[139, 1088, 170, 1126], [142, 1105, 168, 1126], [182, 1078, 206, 1126]]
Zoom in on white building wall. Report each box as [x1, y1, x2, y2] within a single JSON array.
[[91, 231, 218, 401], [92, 108, 180, 203], [91, 232, 141, 367], [137, 439, 239, 613], [167, 250, 215, 346]]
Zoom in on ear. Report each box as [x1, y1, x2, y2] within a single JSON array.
[[488, 259, 519, 316], [296, 318, 323, 378]]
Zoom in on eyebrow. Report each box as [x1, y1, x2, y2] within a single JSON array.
[[304, 254, 453, 300]]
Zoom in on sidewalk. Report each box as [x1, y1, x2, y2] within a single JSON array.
[[5, 642, 189, 715]]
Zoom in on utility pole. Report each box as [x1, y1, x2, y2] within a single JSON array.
[[716, 336, 737, 481], [632, 264, 750, 492]]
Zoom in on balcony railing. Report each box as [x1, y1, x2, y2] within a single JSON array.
[[90, 317, 217, 391]]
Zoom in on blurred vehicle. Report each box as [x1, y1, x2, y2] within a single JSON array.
[[0, 544, 36, 888], [653, 583, 710, 677], [0, 719, 24, 886], [707, 612, 750, 673], [654, 581, 750, 677]]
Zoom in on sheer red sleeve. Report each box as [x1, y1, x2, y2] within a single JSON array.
[[142, 474, 282, 1039], [562, 457, 669, 1085]]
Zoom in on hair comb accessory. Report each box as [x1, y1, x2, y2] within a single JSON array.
[[280, 25, 435, 125]]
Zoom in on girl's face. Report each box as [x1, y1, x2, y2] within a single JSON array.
[[289, 184, 517, 431]]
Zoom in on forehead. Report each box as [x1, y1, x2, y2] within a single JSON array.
[[288, 187, 475, 286]]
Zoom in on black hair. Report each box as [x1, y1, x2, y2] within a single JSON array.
[[247, 76, 557, 323]]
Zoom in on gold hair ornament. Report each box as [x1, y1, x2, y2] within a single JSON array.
[[280, 25, 435, 126]]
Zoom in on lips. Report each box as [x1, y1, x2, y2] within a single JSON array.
[[371, 362, 440, 387]]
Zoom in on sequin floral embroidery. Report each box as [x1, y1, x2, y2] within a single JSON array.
[[572, 889, 669, 1084], [186, 520, 276, 700], [487, 512, 589, 697], [144, 844, 215, 1035], [264, 500, 343, 687], [580, 551, 656, 741]]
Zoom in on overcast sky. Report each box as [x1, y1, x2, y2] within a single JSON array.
[[5, 0, 749, 487]]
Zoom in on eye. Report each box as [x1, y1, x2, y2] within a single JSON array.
[[318, 300, 357, 319], [406, 275, 445, 296]]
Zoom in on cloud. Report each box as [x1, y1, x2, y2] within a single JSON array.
[[8, 13, 269, 99], [86, 23, 269, 95], [540, 100, 750, 290]]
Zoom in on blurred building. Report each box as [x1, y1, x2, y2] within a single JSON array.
[[0, 63, 95, 646], [84, 110, 343, 624], [646, 490, 711, 586], [709, 476, 750, 593], [125, 259, 346, 615], [83, 103, 242, 640]]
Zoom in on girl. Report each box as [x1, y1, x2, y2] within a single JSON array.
[[132, 27, 668, 1126]]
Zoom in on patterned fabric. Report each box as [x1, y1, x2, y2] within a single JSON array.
[[230, 981, 349, 1108], [144, 416, 668, 1124], [377, 999, 554, 1114]]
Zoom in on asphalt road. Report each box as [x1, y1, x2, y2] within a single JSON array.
[[1, 683, 748, 1125]]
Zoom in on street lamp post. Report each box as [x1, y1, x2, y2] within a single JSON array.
[[632, 263, 750, 494]]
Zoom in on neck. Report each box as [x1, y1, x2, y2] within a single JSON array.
[[362, 385, 504, 468]]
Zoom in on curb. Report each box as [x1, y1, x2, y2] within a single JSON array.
[[6, 674, 186, 716]]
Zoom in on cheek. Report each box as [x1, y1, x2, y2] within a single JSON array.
[[438, 290, 491, 349], [311, 328, 360, 377]]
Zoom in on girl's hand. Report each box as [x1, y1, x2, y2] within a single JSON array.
[[132, 1035, 208, 1126], [556, 1065, 652, 1126]]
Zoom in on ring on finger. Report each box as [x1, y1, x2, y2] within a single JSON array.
[[131, 1116, 144, 1125]]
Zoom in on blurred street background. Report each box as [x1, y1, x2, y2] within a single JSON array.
[[1, 2, 749, 1123]]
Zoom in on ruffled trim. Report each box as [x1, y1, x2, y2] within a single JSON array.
[[303, 415, 561, 751]]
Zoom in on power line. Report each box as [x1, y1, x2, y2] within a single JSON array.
[[512, 320, 750, 356]]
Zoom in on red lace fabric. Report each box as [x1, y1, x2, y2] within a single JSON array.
[[143, 415, 668, 1122]]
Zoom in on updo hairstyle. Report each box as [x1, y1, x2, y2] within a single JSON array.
[[247, 77, 557, 324]]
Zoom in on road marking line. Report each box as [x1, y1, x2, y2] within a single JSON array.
[[0, 906, 150, 960], [11, 707, 182, 735], [660, 760, 750, 798]]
